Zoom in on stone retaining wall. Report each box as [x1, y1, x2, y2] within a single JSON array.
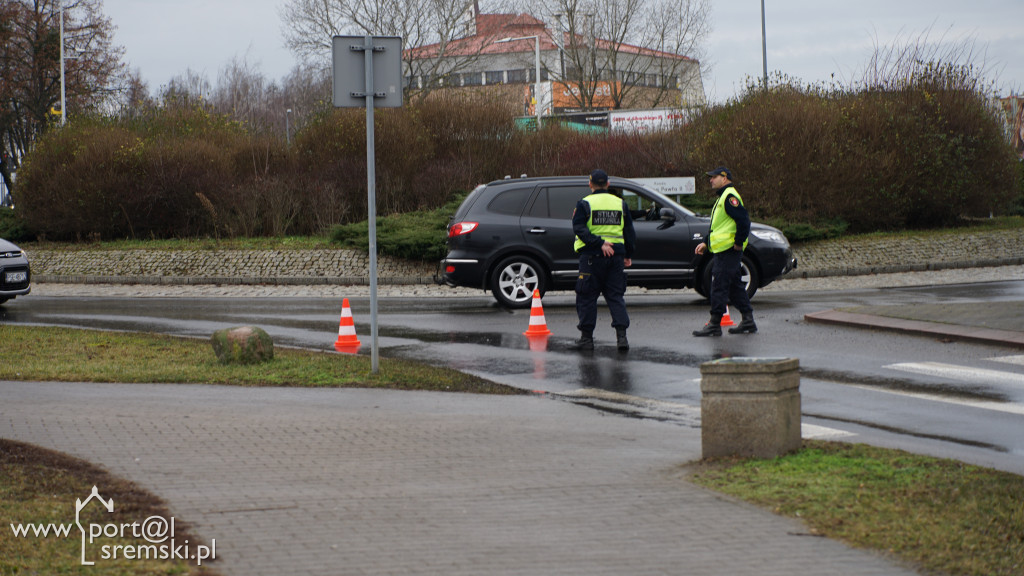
[[31, 249, 438, 285], [789, 228, 1024, 277], [27, 227, 1024, 284]]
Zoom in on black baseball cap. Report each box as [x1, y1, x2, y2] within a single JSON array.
[[705, 166, 732, 180], [590, 169, 609, 185]]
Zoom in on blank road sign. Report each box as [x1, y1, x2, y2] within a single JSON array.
[[332, 35, 403, 108]]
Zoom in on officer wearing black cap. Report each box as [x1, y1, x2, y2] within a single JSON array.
[[693, 166, 757, 336], [570, 169, 636, 351]]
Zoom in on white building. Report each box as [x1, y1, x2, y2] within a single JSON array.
[[405, 11, 705, 112]]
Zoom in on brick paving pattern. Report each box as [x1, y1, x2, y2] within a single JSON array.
[[0, 382, 919, 576]]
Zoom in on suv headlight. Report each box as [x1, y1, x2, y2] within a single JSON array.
[[750, 229, 789, 246]]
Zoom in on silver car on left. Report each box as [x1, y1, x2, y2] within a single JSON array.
[[0, 238, 31, 304]]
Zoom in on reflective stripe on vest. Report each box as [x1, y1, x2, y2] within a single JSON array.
[[574, 193, 625, 252], [709, 187, 748, 253]]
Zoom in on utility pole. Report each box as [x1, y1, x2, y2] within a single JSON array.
[[59, 4, 66, 125], [760, 0, 768, 88]]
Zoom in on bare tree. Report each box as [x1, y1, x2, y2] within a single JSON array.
[[0, 0, 124, 198], [150, 58, 331, 146], [278, 64, 332, 137], [211, 55, 273, 132], [211, 58, 331, 140], [536, 0, 708, 109], [159, 69, 213, 109], [111, 68, 158, 120], [279, 0, 518, 101]]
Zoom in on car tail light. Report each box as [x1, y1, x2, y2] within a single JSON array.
[[445, 265, 456, 273], [448, 222, 478, 237]]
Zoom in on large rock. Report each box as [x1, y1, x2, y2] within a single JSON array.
[[211, 326, 274, 364]]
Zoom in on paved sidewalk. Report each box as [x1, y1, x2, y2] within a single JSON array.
[[0, 382, 918, 576], [806, 300, 1024, 349]]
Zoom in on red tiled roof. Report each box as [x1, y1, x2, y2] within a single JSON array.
[[405, 12, 691, 62], [475, 13, 544, 36]]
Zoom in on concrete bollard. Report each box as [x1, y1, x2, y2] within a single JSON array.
[[699, 357, 801, 459]]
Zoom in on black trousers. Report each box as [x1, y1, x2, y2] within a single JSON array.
[[575, 254, 629, 333], [710, 248, 753, 319]]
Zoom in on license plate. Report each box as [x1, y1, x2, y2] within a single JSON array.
[[5, 271, 27, 283]]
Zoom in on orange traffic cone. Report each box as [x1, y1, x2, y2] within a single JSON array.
[[523, 289, 552, 337], [721, 305, 735, 327], [334, 298, 362, 353]]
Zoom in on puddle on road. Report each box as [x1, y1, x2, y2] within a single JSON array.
[[377, 325, 746, 367]]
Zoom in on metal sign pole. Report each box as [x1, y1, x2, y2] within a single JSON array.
[[362, 35, 380, 374], [332, 34, 401, 374]]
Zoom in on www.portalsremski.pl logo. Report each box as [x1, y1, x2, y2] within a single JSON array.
[[8, 485, 216, 566]]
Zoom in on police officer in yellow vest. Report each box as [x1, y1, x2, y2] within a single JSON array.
[[693, 166, 757, 336], [570, 170, 637, 351]]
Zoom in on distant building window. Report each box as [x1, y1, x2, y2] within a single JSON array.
[[462, 72, 483, 86], [508, 69, 527, 83], [485, 71, 504, 85]]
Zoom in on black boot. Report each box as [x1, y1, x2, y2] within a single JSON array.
[[728, 312, 758, 334], [692, 316, 722, 337], [570, 331, 595, 351], [616, 328, 629, 351]]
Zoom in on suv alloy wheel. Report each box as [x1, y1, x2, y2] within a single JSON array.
[[490, 255, 545, 308]]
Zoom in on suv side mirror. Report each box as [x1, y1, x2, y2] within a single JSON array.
[[659, 208, 676, 221]]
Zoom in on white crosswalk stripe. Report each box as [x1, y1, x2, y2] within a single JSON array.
[[856, 386, 1024, 417], [989, 355, 1024, 366], [882, 360, 1024, 416], [885, 362, 1024, 388], [802, 423, 856, 439]]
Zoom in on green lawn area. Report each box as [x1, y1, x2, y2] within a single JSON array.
[[691, 441, 1024, 576], [0, 325, 523, 394]]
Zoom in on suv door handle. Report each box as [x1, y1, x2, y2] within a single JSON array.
[[527, 228, 547, 234]]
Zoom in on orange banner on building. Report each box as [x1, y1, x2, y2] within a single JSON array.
[[526, 81, 620, 115], [551, 81, 619, 111]]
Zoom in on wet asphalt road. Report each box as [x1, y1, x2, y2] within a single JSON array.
[[3, 280, 1024, 475]]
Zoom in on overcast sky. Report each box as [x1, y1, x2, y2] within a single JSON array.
[[104, 0, 1023, 102]]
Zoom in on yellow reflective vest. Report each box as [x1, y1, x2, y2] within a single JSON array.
[[574, 193, 625, 252], [709, 187, 748, 253]]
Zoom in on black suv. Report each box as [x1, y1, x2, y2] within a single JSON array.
[[440, 175, 797, 308]]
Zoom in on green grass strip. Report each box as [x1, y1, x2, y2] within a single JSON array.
[[0, 325, 523, 395], [691, 440, 1024, 576]]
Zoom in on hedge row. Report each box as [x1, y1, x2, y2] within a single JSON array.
[[12, 82, 1020, 242]]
